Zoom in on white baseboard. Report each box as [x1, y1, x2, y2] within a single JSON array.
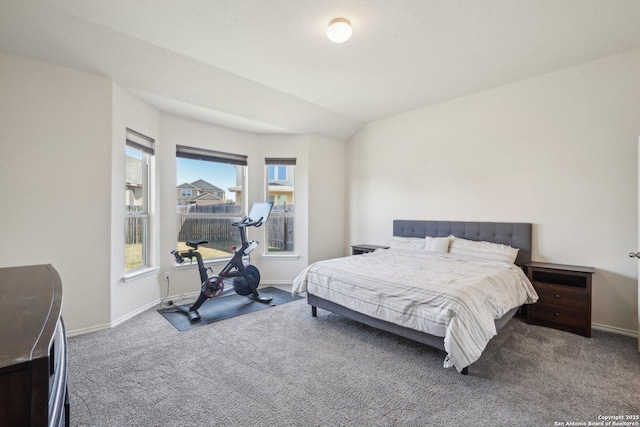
[[67, 291, 200, 337], [67, 322, 112, 338], [67, 302, 159, 337], [163, 290, 199, 303], [110, 299, 161, 329], [592, 322, 638, 338], [260, 280, 293, 287]]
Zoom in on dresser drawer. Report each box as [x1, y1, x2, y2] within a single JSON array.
[[528, 302, 588, 329], [532, 282, 588, 310]]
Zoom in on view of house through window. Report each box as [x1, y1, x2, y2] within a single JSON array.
[[265, 158, 295, 253], [176, 146, 247, 260], [125, 129, 154, 271]]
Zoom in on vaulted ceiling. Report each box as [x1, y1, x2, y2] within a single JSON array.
[[3, 0, 640, 141]]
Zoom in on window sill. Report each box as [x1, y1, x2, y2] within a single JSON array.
[[123, 266, 160, 283], [262, 254, 300, 260]]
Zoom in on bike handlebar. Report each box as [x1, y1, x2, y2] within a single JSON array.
[[171, 250, 185, 264], [232, 216, 264, 228]]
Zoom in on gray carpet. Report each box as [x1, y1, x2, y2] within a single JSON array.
[[68, 298, 640, 426]]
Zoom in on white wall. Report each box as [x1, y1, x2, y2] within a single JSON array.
[[307, 135, 347, 263], [2, 47, 637, 335], [0, 53, 113, 332], [348, 49, 640, 334], [254, 134, 310, 283], [157, 115, 347, 300], [0, 52, 347, 335], [158, 114, 260, 298]]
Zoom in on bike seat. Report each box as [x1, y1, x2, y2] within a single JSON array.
[[186, 239, 208, 249]]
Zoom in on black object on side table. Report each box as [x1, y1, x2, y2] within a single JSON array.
[[526, 261, 595, 338], [351, 244, 390, 255]]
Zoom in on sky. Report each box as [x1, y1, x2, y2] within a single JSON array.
[[126, 146, 142, 160], [176, 158, 239, 201]]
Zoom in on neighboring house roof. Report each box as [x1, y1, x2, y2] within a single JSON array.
[[190, 179, 223, 192], [177, 180, 225, 203], [177, 182, 199, 190], [189, 192, 223, 202]]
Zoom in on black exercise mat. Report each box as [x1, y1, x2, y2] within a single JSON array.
[[158, 287, 302, 331]]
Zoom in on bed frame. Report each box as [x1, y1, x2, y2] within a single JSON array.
[[307, 220, 533, 375]]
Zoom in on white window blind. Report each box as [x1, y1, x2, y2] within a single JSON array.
[[176, 145, 247, 166], [126, 128, 154, 155]]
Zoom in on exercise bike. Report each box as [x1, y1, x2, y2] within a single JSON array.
[[170, 202, 274, 322]]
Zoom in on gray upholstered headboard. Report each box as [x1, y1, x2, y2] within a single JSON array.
[[393, 220, 532, 266]]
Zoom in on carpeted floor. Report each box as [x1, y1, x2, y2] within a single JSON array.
[[67, 298, 640, 426]]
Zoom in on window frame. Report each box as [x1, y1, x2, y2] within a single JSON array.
[[176, 145, 248, 262], [264, 158, 296, 255], [267, 165, 287, 181], [125, 129, 154, 272]]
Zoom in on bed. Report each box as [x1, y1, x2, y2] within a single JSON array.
[[292, 220, 538, 374]]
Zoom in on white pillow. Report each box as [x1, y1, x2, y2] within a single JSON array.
[[448, 237, 519, 264], [389, 236, 425, 251], [424, 236, 451, 253]]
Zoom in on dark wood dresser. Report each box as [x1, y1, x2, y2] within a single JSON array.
[[0, 264, 69, 426], [526, 262, 594, 338]]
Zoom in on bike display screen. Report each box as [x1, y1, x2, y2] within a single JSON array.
[[248, 202, 274, 224]]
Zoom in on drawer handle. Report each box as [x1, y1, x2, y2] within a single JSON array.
[[554, 312, 560, 317], [555, 294, 561, 299]]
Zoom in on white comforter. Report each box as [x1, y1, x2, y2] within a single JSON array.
[[292, 248, 538, 372]]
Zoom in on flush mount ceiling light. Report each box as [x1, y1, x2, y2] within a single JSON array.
[[327, 18, 352, 43]]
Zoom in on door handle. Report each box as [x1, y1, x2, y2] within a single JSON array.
[[629, 252, 640, 258]]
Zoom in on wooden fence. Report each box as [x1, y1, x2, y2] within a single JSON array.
[[177, 204, 243, 243], [178, 217, 241, 243], [125, 216, 145, 244], [126, 203, 295, 251], [267, 205, 295, 251]]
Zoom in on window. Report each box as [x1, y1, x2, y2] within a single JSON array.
[[267, 165, 287, 181], [265, 158, 296, 253], [125, 129, 154, 271], [176, 145, 247, 260]]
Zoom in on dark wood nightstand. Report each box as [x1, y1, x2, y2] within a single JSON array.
[[351, 244, 389, 255], [526, 262, 594, 338]]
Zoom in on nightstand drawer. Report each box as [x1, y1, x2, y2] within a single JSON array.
[[351, 244, 389, 255], [532, 282, 588, 310], [528, 303, 588, 329]]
